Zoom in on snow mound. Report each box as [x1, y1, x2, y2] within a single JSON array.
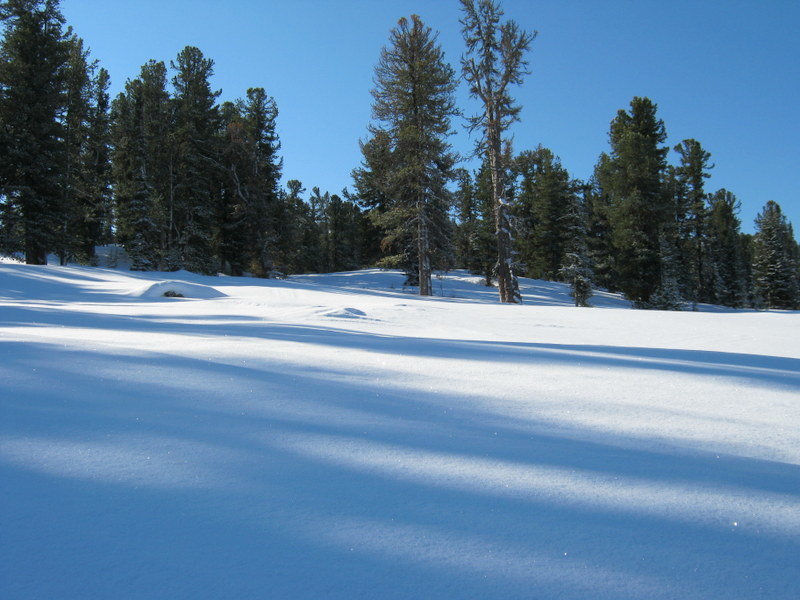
[[323, 307, 368, 319], [130, 280, 227, 299]]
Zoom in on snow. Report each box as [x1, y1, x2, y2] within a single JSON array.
[[129, 279, 227, 299], [1, 259, 799, 599]]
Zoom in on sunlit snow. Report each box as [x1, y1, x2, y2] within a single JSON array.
[[1, 255, 798, 599]]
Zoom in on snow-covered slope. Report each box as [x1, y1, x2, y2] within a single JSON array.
[[1, 262, 798, 599]]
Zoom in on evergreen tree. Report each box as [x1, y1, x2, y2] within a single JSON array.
[[111, 77, 160, 270], [360, 14, 458, 295], [111, 61, 172, 270], [472, 159, 502, 285], [753, 200, 799, 309], [585, 155, 616, 291], [602, 97, 669, 306], [323, 193, 363, 272], [514, 146, 578, 280], [673, 138, 713, 305], [170, 46, 220, 274], [0, 0, 69, 263], [81, 66, 113, 256], [706, 189, 746, 307], [56, 34, 91, 264], [282, 179, 316, 274], [218, 87, 281, 277], [558, 188, 593, 307], [453, 168, 479, 271], [460, 0, 535, 303], [649, 230, 685, 310]]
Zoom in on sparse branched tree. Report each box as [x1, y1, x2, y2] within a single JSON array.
[[460, 0, 535, 303]]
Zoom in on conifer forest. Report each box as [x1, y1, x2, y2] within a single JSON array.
[[1, 0, 798, 310]]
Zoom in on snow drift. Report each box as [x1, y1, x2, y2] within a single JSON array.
[[130, 279, 227, 299]]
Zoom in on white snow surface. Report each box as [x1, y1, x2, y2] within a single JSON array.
[[129, 278, 228, 299], [1, 260, 799, 599]]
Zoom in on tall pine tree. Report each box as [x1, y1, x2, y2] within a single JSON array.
[[170, 46, 220, 274], [601, 97, 669, 305], [358, 14, 458, 295], [0, 0, 69, 263]]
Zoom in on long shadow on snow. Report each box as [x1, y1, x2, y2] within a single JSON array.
[[2, 341, 799, 599], [3, 340, 798, 501], [2, 344, 799, 599], [2, 303, 799, 391]]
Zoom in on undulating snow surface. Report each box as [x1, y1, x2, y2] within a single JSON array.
[[1, 258, 798, 599]]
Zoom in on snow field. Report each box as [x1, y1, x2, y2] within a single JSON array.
[[1, 261, 799, 599]]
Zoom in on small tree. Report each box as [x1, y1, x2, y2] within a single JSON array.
[[753, 201, 799, 309], [558, 189, 593, 307]]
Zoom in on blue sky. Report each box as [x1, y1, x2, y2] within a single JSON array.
[[60, 0, 799, 233]]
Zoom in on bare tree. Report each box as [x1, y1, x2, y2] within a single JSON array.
[[460, 0, 535, 303]]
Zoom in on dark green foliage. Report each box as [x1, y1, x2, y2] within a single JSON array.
[[601, 97, 669, 305], [0, 0, 69, 263], [82, 67, 113, 254], [111, 61, 170, 270], [585, 156, 616, 292], [673, 138, 713, 304], [218, 87, 282, 277], [471, 160, 503, 285], [452, 168, 479, 272], [514, 146, 580, 280], [706, 189, 747, 307], [170, 46, 221, 274], [355, 14, 458, 295], [753, 200, 798, 309], [558, 188, 593, 306]]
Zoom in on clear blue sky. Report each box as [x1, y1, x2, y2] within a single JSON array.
[[60, 0, 799, 233]]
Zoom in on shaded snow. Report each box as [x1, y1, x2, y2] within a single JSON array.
[[1, 261, 799, 599]]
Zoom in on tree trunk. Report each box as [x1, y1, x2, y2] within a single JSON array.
[[418, 201, 432, 296], [488, 123, 520, 304]]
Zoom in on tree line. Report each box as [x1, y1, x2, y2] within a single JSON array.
[[1, 0, 798, 309]]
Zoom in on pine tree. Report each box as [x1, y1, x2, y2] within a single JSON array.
[[0, 0, 69, 264], [706, 189, 746, 307], [360, 14, 458, 295], [111, 78, 159, 270], [585, 155, 616, 291], [460, 0, 535, 303], [218, 87, 281, 277], [753, 200, 799, 309], [602, 97, 669, 306], [81, 66, 113, 257], [673, 138, 713, 305], [453, 168, 479, 271], [170, 46, 220, 274], [558, 189, 593, 307], [282, 179, 315, 274], [111, 61, 172, 271], [472, 159, 502, 285], [514, 146, 578, 280]]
